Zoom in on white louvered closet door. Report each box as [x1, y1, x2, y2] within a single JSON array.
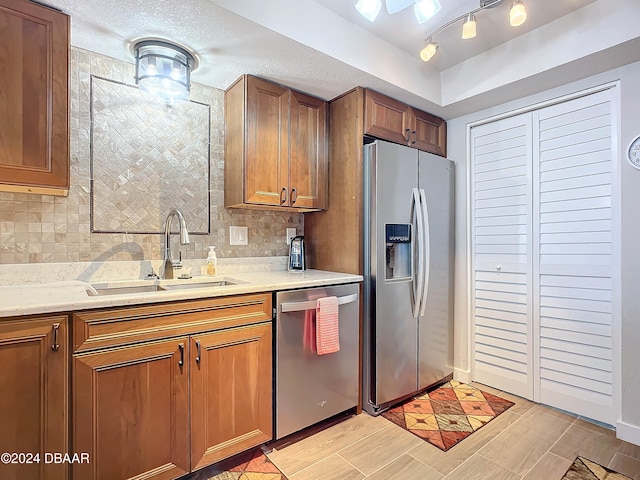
[[534, 89, 615, 425], [471, 113, 534, 399], [471, 89, 616, 424]]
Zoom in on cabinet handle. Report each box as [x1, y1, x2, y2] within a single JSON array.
[[411, 130, 417, 145], [290, 188, 298, 205], [404, 128, 411, 143], [280, 187, 287, 205], [195, 340, 201, 364], [51, 323, 60, 352], [178, 343, 184, 366]]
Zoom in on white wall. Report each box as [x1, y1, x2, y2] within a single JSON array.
[[447, 60, 640, 444]]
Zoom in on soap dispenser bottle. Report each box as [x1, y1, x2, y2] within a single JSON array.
[[206, 246, 218, 276]]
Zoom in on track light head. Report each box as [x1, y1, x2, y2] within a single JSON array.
[[462, 13, 477, 39], [510, 0, 527, 26], [420, 40, 438, 62]]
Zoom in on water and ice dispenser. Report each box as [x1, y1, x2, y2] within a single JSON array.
[[385, 224, 412, 281]]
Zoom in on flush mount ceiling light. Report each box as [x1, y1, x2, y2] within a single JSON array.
[[420, 0, 527, 62], [357, 0, 441, 24], [133, 39, 197, 101]]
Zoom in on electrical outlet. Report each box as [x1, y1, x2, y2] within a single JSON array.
[[286, 228, 297, 245], [229, 226, 248, 245]]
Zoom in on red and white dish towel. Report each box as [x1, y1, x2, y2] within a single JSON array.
[[303, 296, 340, 355], [315, 296, 340, 355]]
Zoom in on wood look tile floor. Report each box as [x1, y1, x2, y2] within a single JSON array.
[[266, 384, 640, 480]]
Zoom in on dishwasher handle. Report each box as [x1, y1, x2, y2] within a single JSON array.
[[280, 293, 358, 313]]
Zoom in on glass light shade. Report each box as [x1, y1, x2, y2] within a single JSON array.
[[355, 0, 382, 22], [414, 0, 441, 24], [420, 42, 438, 62], [134, 40, 194, 101], [510, 0, 527, 26], [462, 13, 477, 39]]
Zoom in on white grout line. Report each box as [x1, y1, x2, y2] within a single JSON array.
[[608, 452, 638, 471], [335, 453, 367, 476], [544, 416, 577, 455]]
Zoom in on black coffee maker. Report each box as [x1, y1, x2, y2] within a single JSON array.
[[288, 236, 306, 271]]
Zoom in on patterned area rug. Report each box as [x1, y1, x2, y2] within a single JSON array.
[[202, 448, 288, 480], [561, 457, 631, 480], [382, 380, 515, 451]]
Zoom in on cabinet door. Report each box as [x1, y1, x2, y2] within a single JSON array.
[[289, 90, 327, 209], [0, 0, 69, 194], [410, 108, 447, 157], [245, 76, 290, 206], [190, 323, 272, 470], [73, 338, 189, 480], [364, 89, 410, 145], [0, 316, 68, 480]]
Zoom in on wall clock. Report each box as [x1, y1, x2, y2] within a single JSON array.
[[628, 135, 640, 169]]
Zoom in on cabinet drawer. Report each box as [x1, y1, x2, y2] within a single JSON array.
[[73, 293, 272, 352]]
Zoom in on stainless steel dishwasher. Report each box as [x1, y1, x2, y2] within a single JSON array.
[[275, 283, 359, 440]]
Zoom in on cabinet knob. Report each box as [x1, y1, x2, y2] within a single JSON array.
[[280, 187, 287, 205], [290, 188, 298, 205], [411, 130, 417, 145], [497, 265, 502, 271], [404, 128, 411, 144]]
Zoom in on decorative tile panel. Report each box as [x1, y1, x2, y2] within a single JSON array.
[[90, 76, 210, 234]]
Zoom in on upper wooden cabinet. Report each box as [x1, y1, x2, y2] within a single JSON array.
[[0, 0, 69, 195], [0, 316, 68, 480], [225, 75, 328, 211], [364, 89, 447, 157]]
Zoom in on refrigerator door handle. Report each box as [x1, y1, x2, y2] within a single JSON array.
[[412, 187, 425, 318], [419, 188, 431, 317]]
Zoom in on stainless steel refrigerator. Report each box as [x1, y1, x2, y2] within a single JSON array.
[[363, 139, 454, 415]]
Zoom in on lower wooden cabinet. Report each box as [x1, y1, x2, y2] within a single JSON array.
[[190, 323, 272, 470], [73, 338, 190, 480], [0, 316, 68, 480], [72, 294, 273, 480]]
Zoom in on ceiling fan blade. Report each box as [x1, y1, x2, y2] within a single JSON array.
[[385, 0, 414, 14]]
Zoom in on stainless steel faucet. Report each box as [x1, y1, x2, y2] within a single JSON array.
[[162, 209, 190, 279]]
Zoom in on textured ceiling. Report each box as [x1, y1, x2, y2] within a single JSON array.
[[43, 0, 640, 118]]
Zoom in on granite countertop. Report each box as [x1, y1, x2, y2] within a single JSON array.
[[0, 269, 363, 318]]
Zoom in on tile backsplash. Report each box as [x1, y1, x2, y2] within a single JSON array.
[[0, 47, 303, 264]]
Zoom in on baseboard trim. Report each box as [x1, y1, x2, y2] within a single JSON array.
[[617, 420, 640, 446], [453, 368, 471, 383]]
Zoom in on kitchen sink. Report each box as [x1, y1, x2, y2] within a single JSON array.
[[162, 280, 236, 290], [90, 285, 167, 295], [87, 278, 239, 296]]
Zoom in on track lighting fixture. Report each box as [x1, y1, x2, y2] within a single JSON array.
[[419, 39, 438, 62], [510, 0, 527, 26], [462, 13, 477, 39], [420, 0, 527, 62]]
